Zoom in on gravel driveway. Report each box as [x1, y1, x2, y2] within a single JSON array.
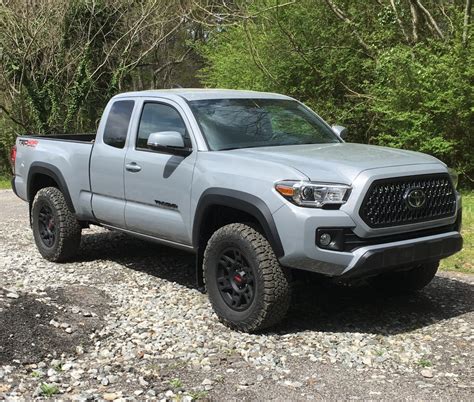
[[0, 189, 473, 400]]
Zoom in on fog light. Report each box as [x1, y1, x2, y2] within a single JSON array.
[[316, 228, 346, 251], [319, 233, 332, 246]]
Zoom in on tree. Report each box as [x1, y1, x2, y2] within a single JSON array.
[[0, 0, 213, 172], [196, 0, 474, 186]]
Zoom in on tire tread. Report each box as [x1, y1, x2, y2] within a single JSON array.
[[204, 223, 290, 332], [32, 187, 81, 262]]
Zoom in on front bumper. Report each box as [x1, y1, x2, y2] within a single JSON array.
[[274, 202, 463, 278], [340, 231, 462, 279]]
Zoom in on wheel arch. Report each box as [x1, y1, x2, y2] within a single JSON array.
[[193, 188, 284, 258], [192, 188, 285, 290], [27, 162, 75, 214]]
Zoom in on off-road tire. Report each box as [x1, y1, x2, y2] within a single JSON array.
[[32, 187, 82, 262], [204, 223, 291, 332], [369, 262, 439, 293]]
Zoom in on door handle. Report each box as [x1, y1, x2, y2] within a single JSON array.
[[125, 162, 142, 173]]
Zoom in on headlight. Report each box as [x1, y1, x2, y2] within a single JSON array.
[[448, 168, 458, 189], [275, 180, 351, 208]]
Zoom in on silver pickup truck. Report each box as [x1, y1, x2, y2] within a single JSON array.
[[11, 89, 463, 332]]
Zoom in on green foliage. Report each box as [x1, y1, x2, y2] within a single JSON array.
[[0, 0, 202, 172], [0, 0, 472, 187], [197, 0, 474, 187], [187, 390, 209, 401], [0, 177, 11, 189], [39, 383, 59, 397], [417, 359, 433, 368], [169, 378, 183, 389], [441, 191, 474, 274], [0, 117, 16, 177], [368, 43, 473, 179]]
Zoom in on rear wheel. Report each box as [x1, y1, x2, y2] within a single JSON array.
[[204, 223, 291, 332], [369, 262, 439, 293], [32, 187, 82, 262]]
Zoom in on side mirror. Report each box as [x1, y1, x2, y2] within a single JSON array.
[[147, 131, 192, 157], [331, 125, 348, 140]]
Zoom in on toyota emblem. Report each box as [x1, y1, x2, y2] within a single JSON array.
[[404, 188, 426, 209]]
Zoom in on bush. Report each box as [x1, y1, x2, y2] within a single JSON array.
[[196, 0, 474, 187]]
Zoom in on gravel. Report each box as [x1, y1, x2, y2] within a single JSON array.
[[0, 189, 473, 400]]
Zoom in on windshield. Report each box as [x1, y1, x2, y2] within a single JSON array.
[[188, 98, 340, 151]]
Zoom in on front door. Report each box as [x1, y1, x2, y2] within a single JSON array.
[[124, 100, 196, 245]]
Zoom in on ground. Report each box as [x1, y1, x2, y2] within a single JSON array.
[[0, 189, 472, 400]]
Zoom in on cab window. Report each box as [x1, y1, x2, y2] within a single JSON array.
[[103, 100, 134, 149], [136, 103, 190, 149]]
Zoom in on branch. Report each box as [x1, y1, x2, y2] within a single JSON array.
[[409, 0, 420, 43], [274, 12, 323, 77], [0, 104, 28, 129], [414, 0, 444, 39], [323, 0, 373, 56], [243, 23, 278, 83], [153, 47, 192, 77], [463, 0, 473, 46], [339, 81, 376, 100], [389, 0, 410, 43], [184, 0, 296, 27], [121, 19, 184, 72], [438, 2, 455, 36]]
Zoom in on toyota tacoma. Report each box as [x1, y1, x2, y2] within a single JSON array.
[[11, 89, 463, 332]]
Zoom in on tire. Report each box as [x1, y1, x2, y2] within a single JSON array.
[[204, 223, 291, 332], [369, 262, 439, 293], [31, 187, 82, 262]]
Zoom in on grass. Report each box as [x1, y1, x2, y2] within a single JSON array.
[[0, 175, 10, 189], [440, 191, 474, 274], [417, 358, 433, 368], [169, 378, 183, 389], [187, 390, 208, 400], [39, 383, 59, 397], [53, 363, 63, 372]]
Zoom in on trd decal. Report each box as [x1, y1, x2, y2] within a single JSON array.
[[19, 139, 39, 147], [155, 200, 178, 210]]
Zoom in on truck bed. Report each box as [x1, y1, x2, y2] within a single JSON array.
[[14, 134, 95, 221]]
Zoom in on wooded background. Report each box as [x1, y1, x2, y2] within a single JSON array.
[[0, 0, 472, 186]]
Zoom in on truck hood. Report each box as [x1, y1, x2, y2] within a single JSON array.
[[227, 143, 442, 183]]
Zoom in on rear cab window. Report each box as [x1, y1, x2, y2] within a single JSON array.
[[103, 100, 135, 149]]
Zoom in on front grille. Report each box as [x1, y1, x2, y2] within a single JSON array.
[[360, 174, 456, 228]]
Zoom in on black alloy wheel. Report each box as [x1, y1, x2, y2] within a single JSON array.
[[32, 187, 82, 262], [204, 223, 291, 332], [216, 247, 255, 311], [37, 205, 56, 248]]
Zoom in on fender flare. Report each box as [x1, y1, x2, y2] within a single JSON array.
[[192, 188, 284, 258], [27, 162, 75, 213]]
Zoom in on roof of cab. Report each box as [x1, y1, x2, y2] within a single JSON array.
[[113, 88, 293, 101]]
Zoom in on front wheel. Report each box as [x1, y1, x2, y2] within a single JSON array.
[[369, 262, 439, 293], [204, 223, 291, 332], [32, 187, 82, 262]]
